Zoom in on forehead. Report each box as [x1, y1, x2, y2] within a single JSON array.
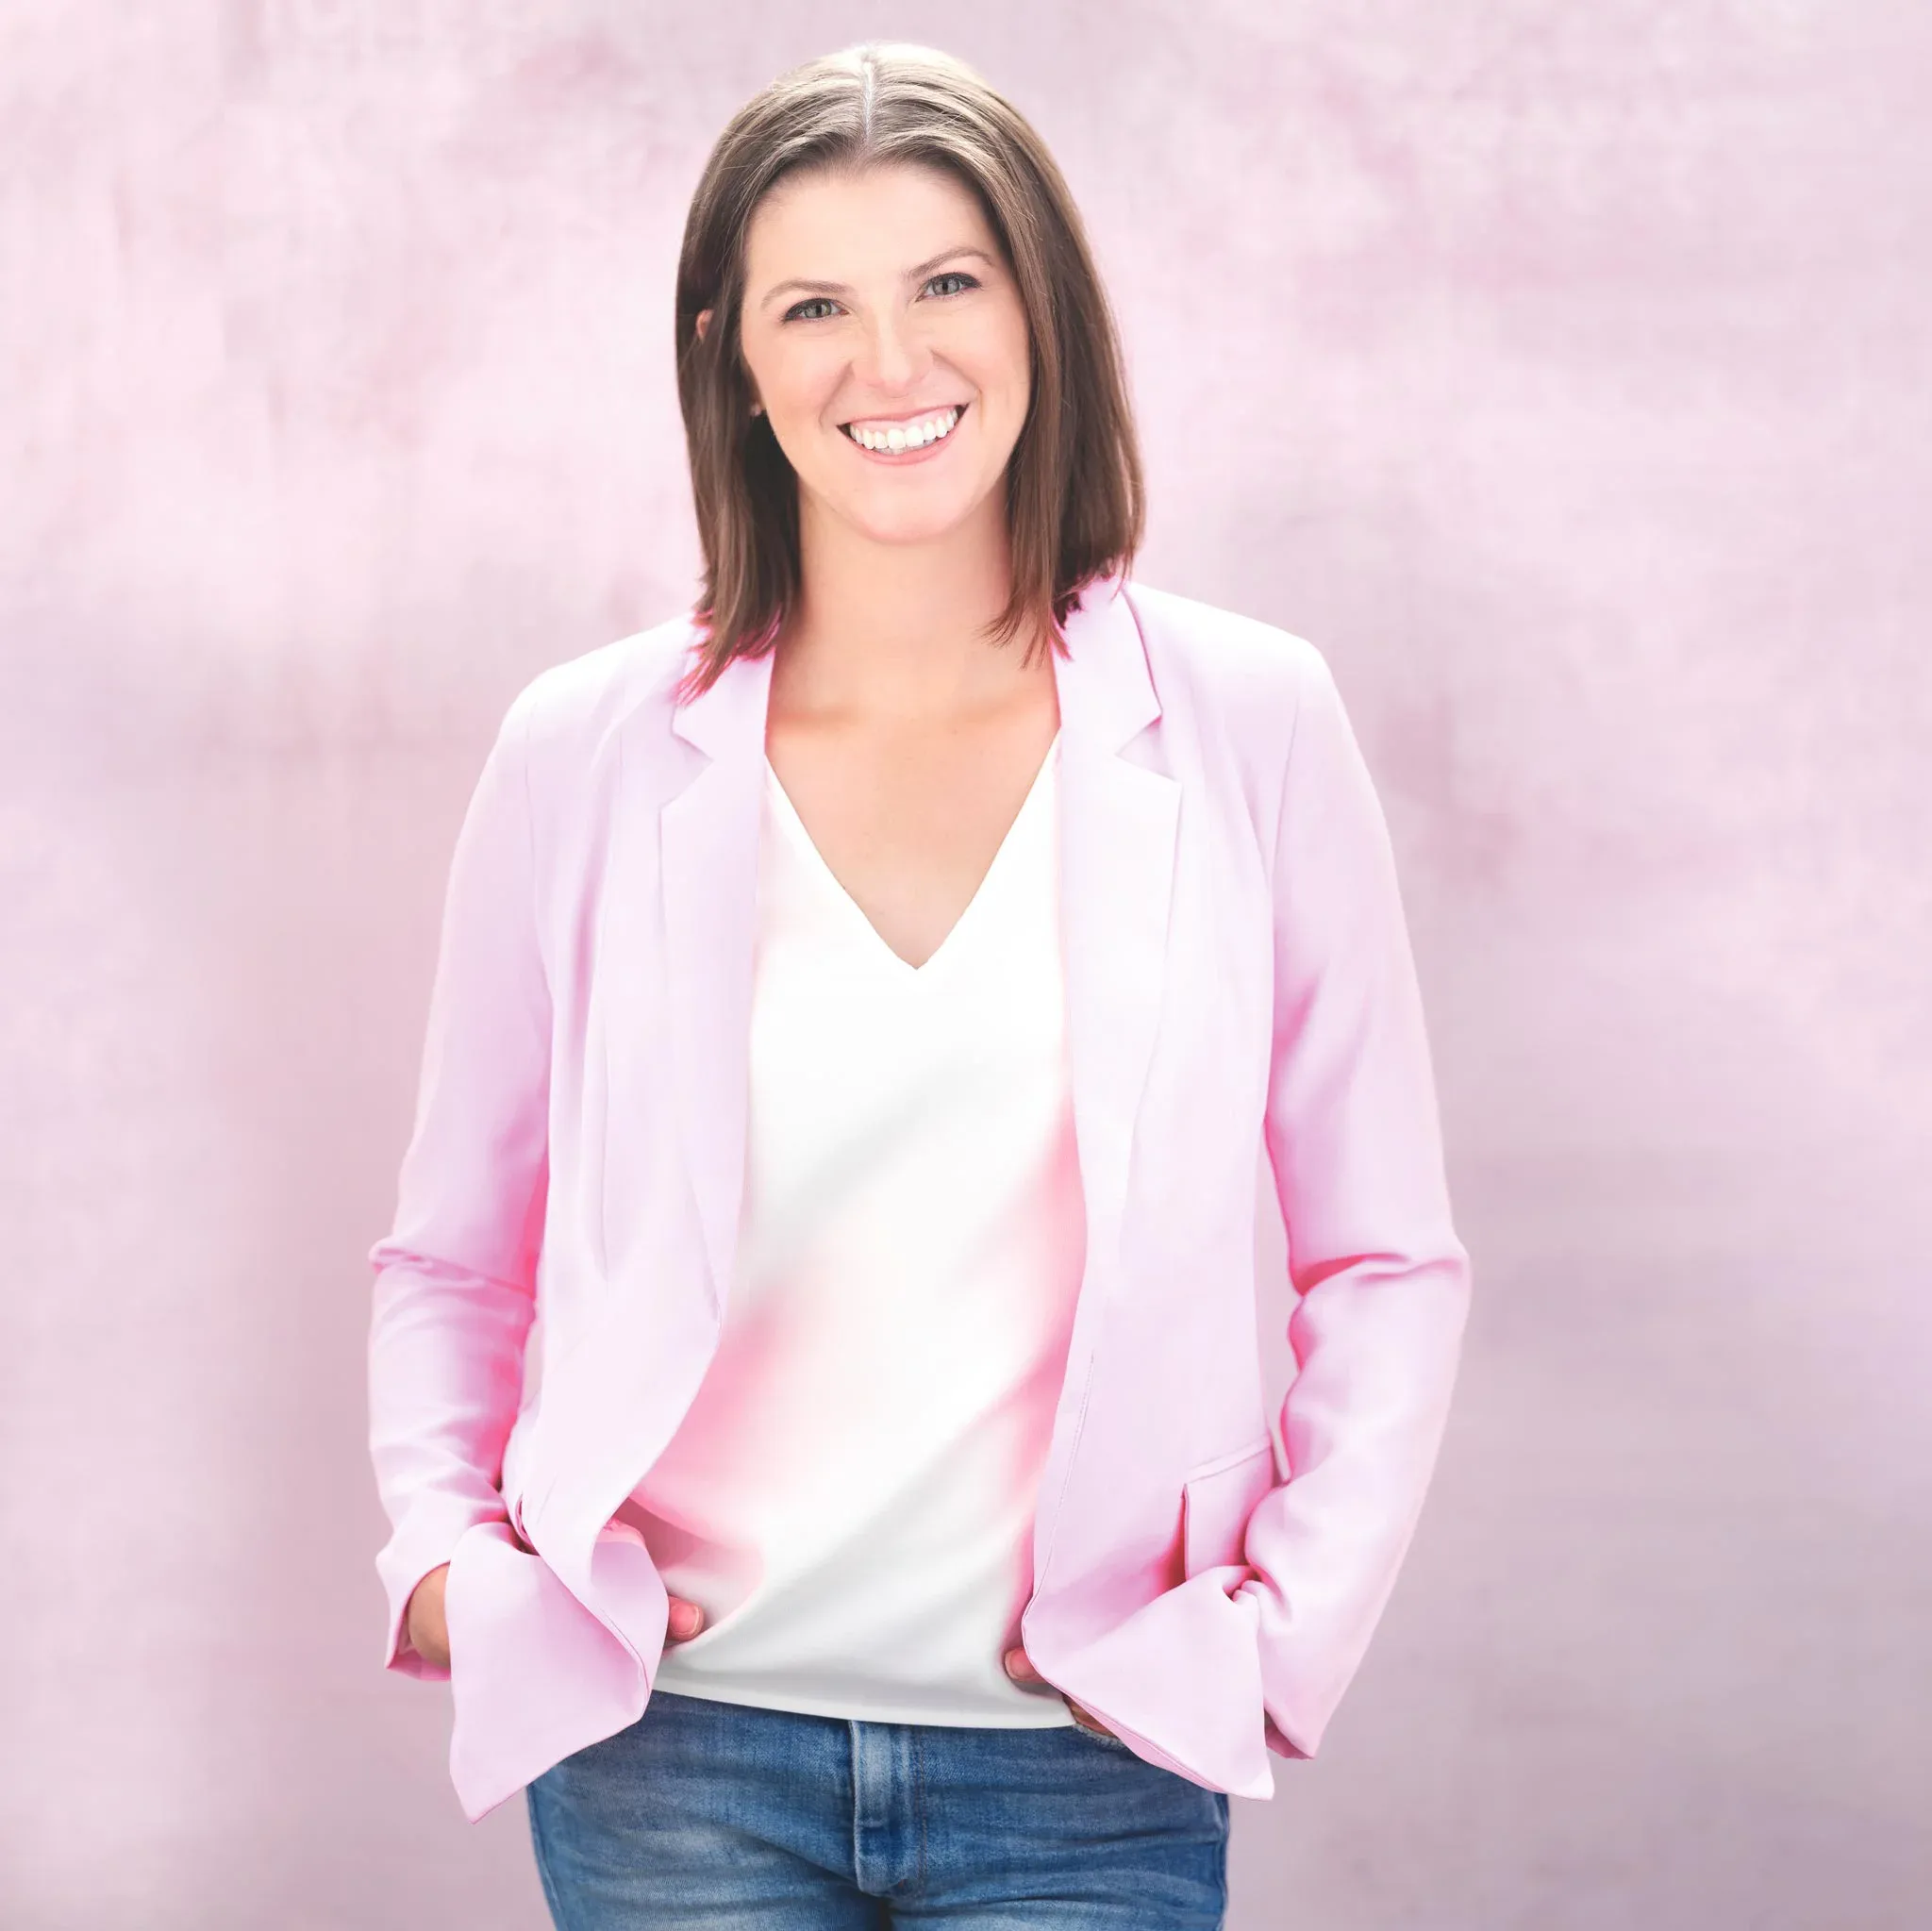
[[743, 160, 999, 280]]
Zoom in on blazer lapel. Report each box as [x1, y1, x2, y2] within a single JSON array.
[[657, 573, 1176, 1340], [1026, 574, 1179, 1566], [1047, 573, 1178, 1305], [660, 642, 774, 1313]]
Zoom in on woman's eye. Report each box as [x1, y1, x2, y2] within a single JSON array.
[[782, 274, 977, 324]]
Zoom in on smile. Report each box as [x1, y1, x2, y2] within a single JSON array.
[[839, 403, 967, 456]]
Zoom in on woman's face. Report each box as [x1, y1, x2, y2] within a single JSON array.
[[724, 160, 1033, 552]]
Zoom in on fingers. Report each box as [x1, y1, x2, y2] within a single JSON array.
[[667, 1597, 706, 1640], [1003, 1645, 1113, 1737]]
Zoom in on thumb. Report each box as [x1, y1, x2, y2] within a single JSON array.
[[1003, 1645, 1041, 1683]]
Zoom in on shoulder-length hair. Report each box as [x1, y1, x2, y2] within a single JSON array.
[[672, 41, 1144, 701]]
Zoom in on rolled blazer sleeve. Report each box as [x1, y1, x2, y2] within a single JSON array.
[[366, 685, 551, 1680], [1235, 645, 1473, 1757]]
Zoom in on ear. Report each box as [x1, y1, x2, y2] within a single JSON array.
[[693, 306, 761, 416]]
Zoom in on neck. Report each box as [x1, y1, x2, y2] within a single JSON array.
[[776, 489, 1046, 725]]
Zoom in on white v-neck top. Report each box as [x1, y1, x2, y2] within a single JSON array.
[[621, 732, 1088, 1725]]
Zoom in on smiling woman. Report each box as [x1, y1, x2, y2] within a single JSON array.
[[370, 32, 1471, 1931]]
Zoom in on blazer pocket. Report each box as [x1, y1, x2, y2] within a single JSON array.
[[1182, 1436, 1277, 1578]]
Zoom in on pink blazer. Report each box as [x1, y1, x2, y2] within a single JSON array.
[[367, 571, 1472, 1823]]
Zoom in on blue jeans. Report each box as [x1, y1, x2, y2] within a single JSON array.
[[525, 1688, 1230, 1927]]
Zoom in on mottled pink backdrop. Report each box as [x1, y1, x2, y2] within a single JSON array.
[[3, 4, 1926, 1927]]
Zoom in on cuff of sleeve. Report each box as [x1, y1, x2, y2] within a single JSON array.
[[375, 1497, 510, 1680]]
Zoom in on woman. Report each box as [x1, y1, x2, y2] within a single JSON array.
[[367, 40, 1472, 1929]]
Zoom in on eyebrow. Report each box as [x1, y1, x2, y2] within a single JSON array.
[[757, 246, 996, 312]]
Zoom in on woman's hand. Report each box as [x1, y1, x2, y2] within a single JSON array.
[[1002, 1643, 1118, 1739], [405, 1563, 452, 1671], [407, 1569, 708, 1672]]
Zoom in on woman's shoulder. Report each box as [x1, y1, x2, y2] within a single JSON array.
[[497, 609, 704, 751], [1120, 576, 1336, 735]]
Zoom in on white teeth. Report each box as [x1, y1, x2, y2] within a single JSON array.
[[848, 406, 961, 452]]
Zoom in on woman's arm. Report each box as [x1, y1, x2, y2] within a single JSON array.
[[1237, 642, 1474, 1756], [366, 683, 552, 1681]]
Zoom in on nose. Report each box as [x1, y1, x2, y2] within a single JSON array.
[[852, 308, 928, 395]]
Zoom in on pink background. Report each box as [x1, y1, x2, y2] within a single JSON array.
[[5, 4, 1927, 1925]]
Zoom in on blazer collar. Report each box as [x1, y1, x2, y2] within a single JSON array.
[[644, 568, 1175, 1322]]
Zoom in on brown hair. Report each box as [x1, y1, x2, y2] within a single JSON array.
[[672, 41, 1144, 701]]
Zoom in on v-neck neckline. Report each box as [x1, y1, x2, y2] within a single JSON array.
[[763, 730, 1060, 979]]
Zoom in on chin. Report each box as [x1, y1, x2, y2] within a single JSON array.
[[838, 497, 981, 549]]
